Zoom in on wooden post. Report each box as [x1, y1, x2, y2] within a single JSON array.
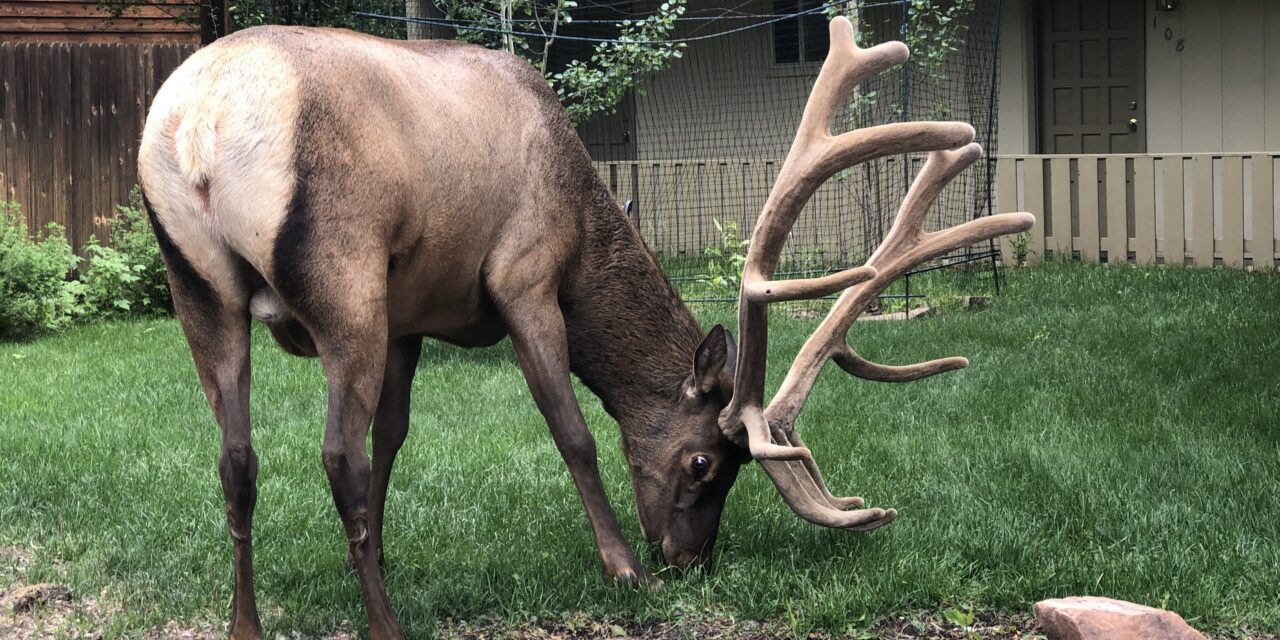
[[202, 0, 230, 42]]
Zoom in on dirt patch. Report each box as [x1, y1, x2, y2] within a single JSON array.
[[439, 610, 1278, 640], [137, 621, 360, 640], [8, 583, 72, 613], [437, 610, 1046, 640], [0, 581, 105, 639]]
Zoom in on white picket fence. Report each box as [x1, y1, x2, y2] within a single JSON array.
[[995, 154, 1279, 268]]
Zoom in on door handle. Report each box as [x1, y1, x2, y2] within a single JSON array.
[[1128, 118, 1138, 130]]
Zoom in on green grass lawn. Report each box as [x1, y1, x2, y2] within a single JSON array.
[[1, 262, 1277, 637]]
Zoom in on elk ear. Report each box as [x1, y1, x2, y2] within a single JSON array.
[[721, 328, 737, 395], [693, 325, 732, 395]]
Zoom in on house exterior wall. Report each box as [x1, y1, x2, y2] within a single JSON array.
[[630, 0, 811, 160], [624, 0, 988, 160], [995, 0, 1035, 154], [998, 0, 1280, 154]]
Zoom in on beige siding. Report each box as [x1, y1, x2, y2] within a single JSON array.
[[998, 0, 1280, 154], [1145, 4, 1182, 151], [995, 0, 1035, 154], [1221, 0, 1264, 152], [625, 1, 976, 160], [630, 0, 809, 160], [1266, 2, 1280, 149]]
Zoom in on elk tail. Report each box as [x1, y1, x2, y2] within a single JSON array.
[[172, 108, 218, 193]]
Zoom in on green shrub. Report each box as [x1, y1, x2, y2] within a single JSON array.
[[0, 202, 82, 340], [80, 189, 171, 317], [695, 219, 750, 294]]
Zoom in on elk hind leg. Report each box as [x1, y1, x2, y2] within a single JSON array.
[[345, 335, 422, 570], [289, 273, 403, 638], [150, 212, 262, 638]]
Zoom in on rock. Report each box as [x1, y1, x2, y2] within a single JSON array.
[[1034, 596, 1206, 640], [859, 306, 931, 321], [7, 583, 72, 614], [962, 295, 990, 309]]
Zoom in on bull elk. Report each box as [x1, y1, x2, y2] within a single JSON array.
[[138, 16, 1033, 639]]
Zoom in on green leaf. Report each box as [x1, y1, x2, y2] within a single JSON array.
[[942, 606, 975, 628]]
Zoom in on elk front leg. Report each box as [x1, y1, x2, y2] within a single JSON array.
[[361, 335, 423, 568], [501, 295, 657, 586]]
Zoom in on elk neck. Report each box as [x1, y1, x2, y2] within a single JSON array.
[[559, 186, 705, 428]]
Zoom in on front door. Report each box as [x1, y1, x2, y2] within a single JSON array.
[[1038, 0, 1145, 153]]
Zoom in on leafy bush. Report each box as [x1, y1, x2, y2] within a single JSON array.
[[80, 189, 171, 317], [0, 202, 82, 340], [695, 219, 750, 292]]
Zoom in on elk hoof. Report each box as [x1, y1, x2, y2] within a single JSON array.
[[609, 566, 662, 590]]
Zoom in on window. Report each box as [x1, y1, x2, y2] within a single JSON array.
[[772, 0, 830, 64]]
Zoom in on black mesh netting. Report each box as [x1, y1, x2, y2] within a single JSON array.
[[355, 0, 1005, 303]]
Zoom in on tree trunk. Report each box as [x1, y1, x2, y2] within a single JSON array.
[[406, 0, 451, 39]]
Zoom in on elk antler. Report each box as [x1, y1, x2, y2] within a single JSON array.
[[720, 16, 1035, 531]]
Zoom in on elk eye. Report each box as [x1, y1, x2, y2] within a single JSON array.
[[691, 455, 710, 476]]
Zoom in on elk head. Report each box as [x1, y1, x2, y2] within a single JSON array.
[[643, 15, 1034, 565], [620, 324, 751, 569]]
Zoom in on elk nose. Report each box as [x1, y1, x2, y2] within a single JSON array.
[[660, 539, 708, 571]]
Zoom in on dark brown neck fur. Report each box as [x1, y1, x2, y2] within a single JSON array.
[[559, 187, 704, 424]]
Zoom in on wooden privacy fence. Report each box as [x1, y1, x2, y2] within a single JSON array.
[[995, 154, 1279, 269], [0, 41, 197, 250]]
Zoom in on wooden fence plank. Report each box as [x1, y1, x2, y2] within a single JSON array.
[[69, 43, 90, 246], [0, 46, 8, 202], [91, 45, 109, 243], [1105, 156, 1127, 264], [1221, 155, 1245, 267], [16, 43, 34, 222], [1024, 158, 1046, 262], [1132, 156, 1156, 263], [112, 44, 130, 230], [1191, 156, 1215, 266], [49, 44, 70, 244], [7, 43, 24, 204], [16, 43, 30, 208], [995, 157, 1017, 263], [1078, 156, 1100, 261], [719, 161, 744, 236], [1251, 155, 1274, 268], [30, 44, 53, 230], [1162, 157, 1186, 265], [1049, 157, 1071, 258], [693, 161, 714, 254]]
